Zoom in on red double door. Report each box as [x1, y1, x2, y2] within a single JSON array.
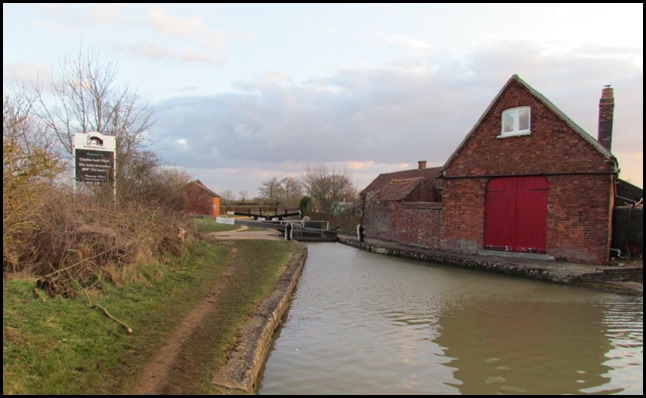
[[484, 176, 548, 253]]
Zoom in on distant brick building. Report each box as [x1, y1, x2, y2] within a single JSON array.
[[179, 179, 221, 218], [361, 163, 444, 248], [361, 74, 625, 265]]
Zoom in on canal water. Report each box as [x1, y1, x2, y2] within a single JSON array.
[[257, 242, 643, 395]]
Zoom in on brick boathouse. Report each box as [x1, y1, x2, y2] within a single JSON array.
[[360, 74, 628, 265], [179, 179, 222, 219]]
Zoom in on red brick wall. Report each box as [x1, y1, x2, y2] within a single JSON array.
[[181, 183, 214, 217], [440, 179, 487, 253], [440, 78, 615, 264], [363, 199, 395, 240], [546, 175, 614, 263], [445, 79, 613, 177], [395, 202, 443, 247], [363, 201, 442, 248], [597, 86, 614, 152], [440, 176, 614, 264]]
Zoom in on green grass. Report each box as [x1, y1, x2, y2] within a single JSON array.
[[3, 239, 298, 395], [164, 240, 296, 394], [193, 217, 241, 233], [194, 216, 274, 234]]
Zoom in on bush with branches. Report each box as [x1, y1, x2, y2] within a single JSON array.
[[3, 91, 64, 271], [3, 48, 196, 297]]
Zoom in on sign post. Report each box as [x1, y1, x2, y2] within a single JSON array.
[[73, 132, 117, 202]]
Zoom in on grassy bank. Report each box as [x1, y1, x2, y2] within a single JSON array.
[[194, 216, 274, 234], [193, 217, 241, 233], [3, 238, 298, 395]]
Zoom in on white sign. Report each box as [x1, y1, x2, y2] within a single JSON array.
[[73, 132, 117, 190], [73, 132, 116, 152]]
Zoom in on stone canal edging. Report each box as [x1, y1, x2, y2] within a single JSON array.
[[337, 236, 643, 291], [211, 242, 308, 393]]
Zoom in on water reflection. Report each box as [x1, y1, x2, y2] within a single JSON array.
[[438, 299, 616, 394], [258, 243, 643, 395], [583, 300, 643, 394]]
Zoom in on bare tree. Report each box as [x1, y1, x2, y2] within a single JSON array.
[[238, 190, 249, 204], [3, 88, 62, 179], [301, 164, 357, 214], [157, 167, 192, 190], [258, 177, 284, 207], [280, 176, 303, 208], [127, 162, 192, 209], [3, 88, 63, 270], [34, 45, 154, 202], [220, 189, 235, 204]]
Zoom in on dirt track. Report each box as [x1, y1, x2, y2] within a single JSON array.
[[130, 231, 306, 395], [131, 245, 241, 394]]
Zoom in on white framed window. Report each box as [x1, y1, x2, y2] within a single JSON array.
[[499, 106, 531, 137]]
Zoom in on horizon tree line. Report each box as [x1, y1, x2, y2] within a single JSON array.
[[219, 164, 359, 214]]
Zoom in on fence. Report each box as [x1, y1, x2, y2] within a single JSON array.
[[220, 204, 276, 214]]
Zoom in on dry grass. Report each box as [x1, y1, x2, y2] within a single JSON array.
[[3, 184, 196, 295]]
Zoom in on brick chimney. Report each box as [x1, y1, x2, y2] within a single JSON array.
[[597, 85, 614, 152], [418, 160, 427, 170]]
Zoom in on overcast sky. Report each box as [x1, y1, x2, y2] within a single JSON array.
[[3, 3, 643, 197]]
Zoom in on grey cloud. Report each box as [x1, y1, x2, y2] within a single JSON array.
[[150, 40, 642, 184]]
